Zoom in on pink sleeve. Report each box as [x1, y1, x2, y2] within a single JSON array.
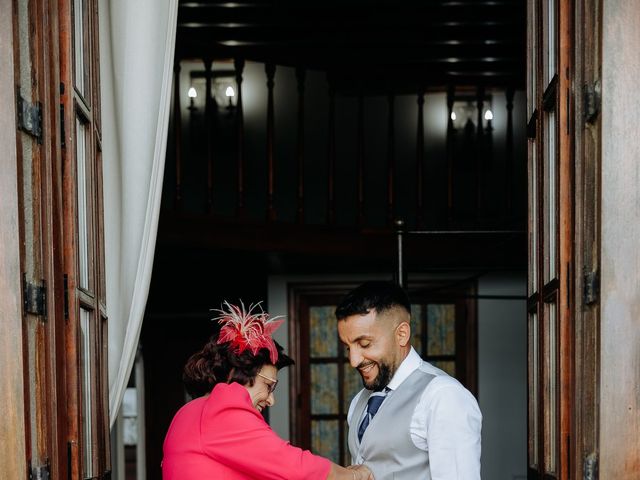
[[201, 401, 331, 480]]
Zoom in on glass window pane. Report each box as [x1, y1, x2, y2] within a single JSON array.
[[311, 363, 338, 414], [311, 420, 339, 464], [431, 360, 456, 377], [310, 306, 337, 357], [343, 361, 363, 413], [528, 311, 539, 468], [76, 119, 90, 289], [410, 304, 423, 354], [544, 303, 558, 473], [73, 0, 88, 97], [529, 141, 539, 295], [527, 0, 537, 116], [427, 304, 456, 356], [80, 308, 94, 478], [544, 110, 557, 283], [543, 0, 557, 85]]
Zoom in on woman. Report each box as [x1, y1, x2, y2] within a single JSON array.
[[162, 301, 373, 480]]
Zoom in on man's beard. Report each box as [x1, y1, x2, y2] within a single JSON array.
[[359, 361, 393, 392]]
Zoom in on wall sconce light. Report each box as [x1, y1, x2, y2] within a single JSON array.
[[449, 99, 494, 131], [187, 86, 197, 112], [484, 109, 493, 131]]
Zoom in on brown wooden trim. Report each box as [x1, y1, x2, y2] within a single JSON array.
[[0, 0, 27, 474]]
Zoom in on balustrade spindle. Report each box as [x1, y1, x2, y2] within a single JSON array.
[[357, 93, 365, 226], [265, 63, 276, 222], [476, 86, 485, 220], [387, 94, 396, 225], [173, 62, 182, 209], [235, 57, 245, 217], [506, 87, 515, 219], [416, 92, 425, 227], [446, 86, 455, 225], [327, 85, 336, 225], [296, 67, 306, 224], [204, 58, 214, 213]]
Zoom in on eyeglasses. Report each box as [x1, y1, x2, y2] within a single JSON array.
[[257, 372, 278, 394]]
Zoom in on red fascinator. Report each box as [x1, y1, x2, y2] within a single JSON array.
[[213, 301, 284, 364]]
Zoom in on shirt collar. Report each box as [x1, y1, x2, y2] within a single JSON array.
[[386, 347, 421, 391]]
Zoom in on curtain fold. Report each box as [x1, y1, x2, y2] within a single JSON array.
[[99, 0, 178, 425]]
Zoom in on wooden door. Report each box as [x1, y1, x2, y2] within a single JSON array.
[[526, 0, 573, 478], [2, 0, 109, 478], [572, 0, 601, 477]]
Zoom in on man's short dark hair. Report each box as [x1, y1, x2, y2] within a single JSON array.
[[335, 281, 411, 320]]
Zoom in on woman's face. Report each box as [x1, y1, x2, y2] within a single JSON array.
[[245, 364, 278, 412]]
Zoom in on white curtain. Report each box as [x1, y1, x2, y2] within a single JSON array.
[[99, 0, 178, 425]]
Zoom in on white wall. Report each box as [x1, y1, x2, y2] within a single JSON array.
[[268, 272, 527, 479], [478, 272, 527, 480]]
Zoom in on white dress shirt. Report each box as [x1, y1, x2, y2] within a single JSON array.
[[347, 347, 482, 479]]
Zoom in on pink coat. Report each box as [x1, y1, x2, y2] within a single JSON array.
[[162, 382, 331, 479]]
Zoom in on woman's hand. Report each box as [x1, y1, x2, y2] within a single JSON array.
[[347, 464, 374, 480]]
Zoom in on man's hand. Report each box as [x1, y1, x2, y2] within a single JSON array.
[[347, 464, 374, 480]]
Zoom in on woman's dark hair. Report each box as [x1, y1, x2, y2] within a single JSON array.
[[183, 338, 294, 398], [335, 280, 411, 320]]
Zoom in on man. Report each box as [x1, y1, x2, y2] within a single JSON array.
[[336, 281, 482, 480]]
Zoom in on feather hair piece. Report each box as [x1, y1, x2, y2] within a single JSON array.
[[213, 300, 284, 364]]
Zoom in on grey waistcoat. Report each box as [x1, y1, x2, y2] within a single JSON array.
[[348, 368, 436, 480]]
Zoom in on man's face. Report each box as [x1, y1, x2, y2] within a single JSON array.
[[338, 308, 404, 391]]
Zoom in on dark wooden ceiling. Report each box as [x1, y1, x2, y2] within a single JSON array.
[[176, 0, 526, 93]]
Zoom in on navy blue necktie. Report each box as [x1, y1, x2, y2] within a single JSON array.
[[358, 389, 389, 442]]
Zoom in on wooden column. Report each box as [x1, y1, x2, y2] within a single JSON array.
[[387, 94, 396, 225], [357, 93, 365, 226], [296, 67, 306, 224], [173, 62, 182, 209], [204, 58, 214, 213], [416, 92, 425, 227], [505, 87, 515, 218], [327, 85, 336, 225], [446, 86, 455, 225], [0, 0, 27, 474], [265, 63, 276, 221], [234, 57, 245, 216]]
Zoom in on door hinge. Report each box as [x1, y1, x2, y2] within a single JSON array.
[[17, 91, 43, 143], [29, 463, 51, 480], [23, 275, 47, 318], [583, 269, 600, 306], [583, 452, 598, 480], [584, 81, 601, 124]]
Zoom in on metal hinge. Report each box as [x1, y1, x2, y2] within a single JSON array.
[[584, 81, 601, 124], [584, 452, 598, 480], [17, 91, 43, 143], [583, 269, 600, 306], [29, 463, 50, 480], [23, 275, 47, 318]]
